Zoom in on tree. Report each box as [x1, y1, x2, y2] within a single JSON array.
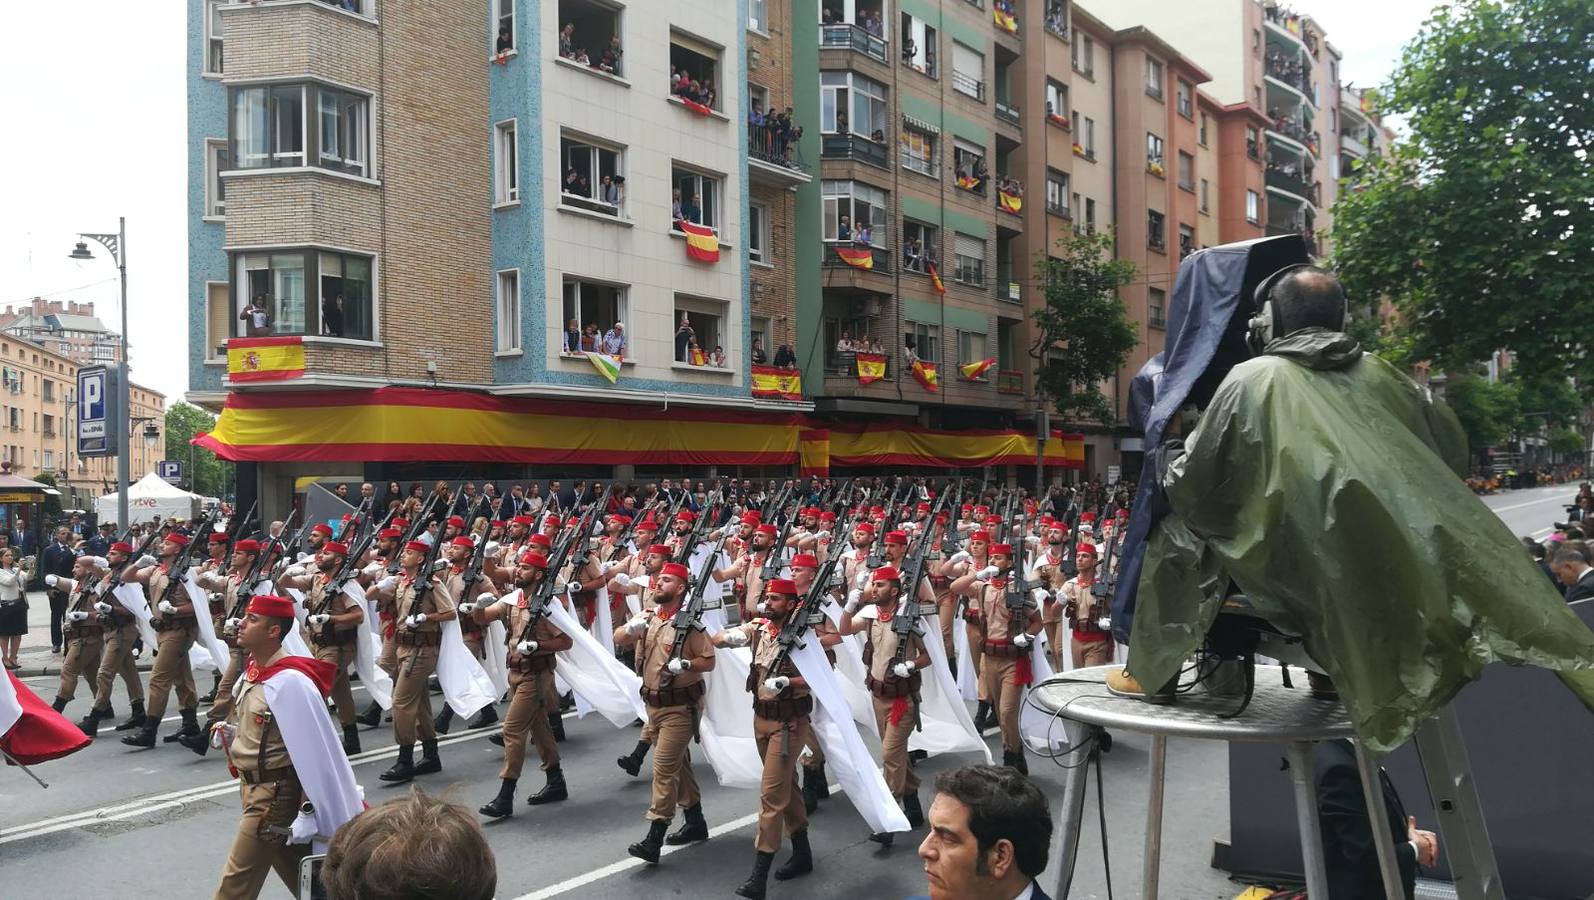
[[164, 403, 228, 499], [31, 472, 63, 516], [1548, 428, 1585, 457], [1443, 374, 1519, 452], [1330, 0, 1594, 390], [1031, 230, 1140, 425]]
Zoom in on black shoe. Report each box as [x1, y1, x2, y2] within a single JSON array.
[[774, 829, 814, 881], [527, 767, 568, 805], [735, 850, 776, 899], [413, 739, 442, 776], [480, 777, 516, 819], [1001, 749, 1030, 776], [198, 690, 217, 704], [801, 767, 821, 814], [434, 705, 455, 735], [868, 831, 895, 847], [902, 791, 924, 829], [627, 820, 669, 864], [51, 697, 68, 713], [974, 700, 993, 732], [617, 739, 649, 776], [909, 749, 928, 762], [559, 691, 574, 711], [114, 700, 146, 732], [549, 712, 566, 742], [341, 724, 362, 756], [163, 708, 200, 744], [355, 701, 382, 728], [76, 706, 112, 737], [120, 722, 158, 749], [489, 730, 505, 747], [466, 705, 498, 729], [665, 802, 709, 845], [380, 744, 415, 783], [178, 728, 211, 756]]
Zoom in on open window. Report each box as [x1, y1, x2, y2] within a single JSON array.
[[562, 278, 629, 355], [669, 31, 723, 111], [496, 269, 521, 353], [671, 165, 722, 232], [561, 133, 624, 217], [674, 295, 730, 367], [558, 0, 623, 75]]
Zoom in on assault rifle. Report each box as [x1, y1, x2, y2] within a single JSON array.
[[556, 484, 613, 596], [102, 528, 159, 596], [386, 485, 448, 576], [764, 550, 842, 685], [998, 492, 1033, 639], [156, 508, 221, 613], [226, 499, 258, 544], [1060, 492, 1082, 578], [230, 508, 297, 624], [516, 503, 591, 646], [659, 528, 733, 688], [939, 480, 965, 556]]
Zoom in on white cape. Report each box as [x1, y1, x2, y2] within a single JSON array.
[[543, 593, 646, 727], [343, 582, 393, 709], [260, 668, 365, 853], [1019, 631, 1069, 753], [111, 583, 159, 649], [912, 612, 992, 762], [697, 618, 764, 788], [953, 608, 978, 701], [436, 619, 496, 717], [481, 619, 510, 698], [182, 568, 231, 672], [791, 637, 912, 834], [818, 597, 878, 728], [261, 580, 314, 658]]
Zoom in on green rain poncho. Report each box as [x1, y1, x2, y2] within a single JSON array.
[[1128, 328, 1594, 753]]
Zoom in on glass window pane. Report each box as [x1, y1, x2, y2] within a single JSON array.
[[272, 254, 306, 334]]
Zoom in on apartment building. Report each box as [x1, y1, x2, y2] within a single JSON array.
[[0, 299, 123, 368]]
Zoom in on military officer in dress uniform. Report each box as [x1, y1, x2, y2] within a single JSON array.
[[950, 543, 1043, 774], [121, 533, 203, 749], [372, 539, 455, 782], [183, 538, 262, 755]]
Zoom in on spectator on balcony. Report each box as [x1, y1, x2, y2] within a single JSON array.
[[822, 6, 840, 25], [680, 192, 701, 226], [573, 47, 591, 66], [751, 338, 768, 365], [321, 293, 344, 338], [836, 109, 849, 134], [836, 332, 856, 354], [582, 323, 603, 352], [559, 23, 575, 59], [240, 295, 273, 337], [710, 346, 726, 368], [974, 157, 990, 189], [903, 238, 922, 270], [562, 317, 582, 354], [496, 24, 513, 54], [837, 215, 852, 242], [904, 334, 919, 365], [600, 37, 623, 75], [871, 128, 885, 143], [675, 314, 696, 363], [862, 10, 884, 36], [688, 338, 707, 367], [854, 222, 873, 247], [564, 167, 589, 197], [902, 36, 916, 66], [600, 175, 621, 206], [602, 322, 626, 357], [671, 188, 683, 223], [773, 343, 798, 369]]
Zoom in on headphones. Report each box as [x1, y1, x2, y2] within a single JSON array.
[[1246, 264, 1348, 354]]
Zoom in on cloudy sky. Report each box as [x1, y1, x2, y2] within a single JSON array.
[[0, 0, 1441, 404]]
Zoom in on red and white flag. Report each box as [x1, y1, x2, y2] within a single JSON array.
[[1, 669, 91, 765]]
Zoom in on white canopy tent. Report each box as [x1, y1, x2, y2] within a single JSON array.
[[95, 472, 203, 527]]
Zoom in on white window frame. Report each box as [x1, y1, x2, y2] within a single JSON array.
[[906, 321, 939, 366], [316, 88, 369, 177], [821, 179, 888, 247], [204, 0, 225, 76], [204, 281, 230, 362], [902, 220, 938, 273], [1083, 116, 1096, 157], [494, 119, 519, 206], [748, 82, 770, 119], [956, 329, 988, 377], [951, 41, 984, 100], [1178, 151, 1195, 190], [1176, 78, 1194, 118], [674, 293, 732, 369], [1146, 132, 1164, 168], [1200, 178, 1211, 214], [232, 84, 307, 170], [670, 30, 725, 113], [493, 0, 516, 56], [952, 232, 985, 285], [1149, 287, 1167, 327], [1145, 56, 1164, 99], [748, 201, 769, 265], [898, 121, 937, 177], [204, 139, 228, 220], [495, 269, 521, 354], [562, 132, 626, 218], [1046, 169, 1069, 215], [672, 165, 723, 234], [1246, 190, 1261, 224], [901, 13, 937, 77], [748, 0, 768, 34], [563, 277, 632, 356], [1045, 79, 1067, 119], [821, 71, 888, 137]]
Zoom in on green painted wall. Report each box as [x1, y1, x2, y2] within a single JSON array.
[[900, 194, 988, 239], [898, 93, 988, 147], [902, 296, 989, 334]]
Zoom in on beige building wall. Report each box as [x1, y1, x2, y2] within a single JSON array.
[[1068, 11, 1115, 237], [1195, 94, 1223, 250], [1081, 0, 1254, 109]]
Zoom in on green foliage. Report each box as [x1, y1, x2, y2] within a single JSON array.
[[31, 472, 63, 515], [1548, 428, 1586, 456], [164, 403, 228, 498], [1444, 374, 1520, 450], [1031, 230, 1140, 425], [1329, 0, 1594, 391]]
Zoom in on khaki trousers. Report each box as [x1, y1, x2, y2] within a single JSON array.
[[645, 702, 701, 822], [1043, 620, 1063, 671], [936, 592, 958, 659], [212, 776, 310, 900], [967, 620, 988, 702], [391, 645, 439, 745], [205, 648, 249, 726], [145, 625, 199, 720], [501, 668, 560, 779], [311, 639, 359, 727], [870, 693, 920, 796], [93, 623, 144, 707], [1071, 636, 1112, 669], [978, 655, 1023, 753], [753, 713, 810, 853], [56, 629, 104, 704]]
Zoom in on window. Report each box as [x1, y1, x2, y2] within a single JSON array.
[[900, 13, 937, 76], [902, 220, 937, 273], [1148, 287, 1166, 328], [42, 381, 53, 404], [1246, 125, 1261, 159], [1199, 112, 1210, 146], [899, 120, 937, 176], [672, 166, 721, 232], [1046, 169, 1069, 216], [1071, 191, 1082, 225], [563, 278, 630, 354], [749, 0, 768, 32], [236, 252, 307, 335], [1177, 151, 1195, 190], [951, 41, 984, 100], [957, 330, 988, 377], [821, 71, 888, 139], [1246, 190, 1261, 223], [1146, 132, 1165, 173], [1176, 79, 1193, 118], [821, 180, 888, 246], [669, 31, 723, 111], [1082, 116, 1097, 158], [1072, 34, 1094, 78], [674, 295, 729, 366], [749, 202, 769, 264], [205, 139, 228, 219], [1178, 224, 1196, 258], [1252, 28, 1262, 57], [751, 316, 772, 356], [1147, 210, 1166, 250], [1084, 197, 1096, 232], [231, 84, 305, 169], [233, 249, 373, 340], [562, 133, 624, 216], [1045, 79, 1068, 122], [1145, 56, 1164, 99], [494, 120, 519, 205], [317, 251, 373, 340], [43, 449, 53, 470], [205, 0, 225, 75], [559, 1, 624, 75], [952, 139, 987, 191], [905, 322, 939, 365], [495, 0, 515, 54], [953, 232, 985, 285], [316, 88, 369, 176], [495, 270, 520, 353], [206, 283, 230, 360], [748, 82, 769, 121], [1200, 178, 1211, 214]]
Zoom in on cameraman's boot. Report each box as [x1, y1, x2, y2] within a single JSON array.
[[1105, 668, 1175, 705], [665, 802, 709, 845], [617, 739, 649, 776]]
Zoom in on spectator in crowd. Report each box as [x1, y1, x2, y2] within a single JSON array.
[[902, 35, 917, 65], [600, 174, 622, 206], [602, 321, 627, 357], [564, 167, 589, 198], [854, 222, 873, 247], [42, 526, 74, 654], [837, 215, 852, 242], [496, 24, 513, 54], [86, 522, 114, 559], [573, 47, 591, 66], [710, 345, 726, 368], [240, 295, 272, 337], [836, 109, 849, 134], [1553, 546, 1594, 602], [871, 128, 885, 144], [675, 314, 695, 362], [679, 192, 701, 225], [836, 332, 856, 354], [602, 36, 623, 74], [521, 483, 544, 517], [904, 237, 922, 270], [751, 337, 768, 365], [904, 334, 919, 364], [671, 188, 683, 222], [559, 22, 574, 58], [915, 766, 1053, 900], [325, 789, 497, 900], [688, 337, 707, 367], [322, 293, 345, 337], [581, 322, 601, 352], [862, 9, 884, 36], [562, 317, 582, 354], [773, 343, 798, 369], [0, 549, 32, 670]]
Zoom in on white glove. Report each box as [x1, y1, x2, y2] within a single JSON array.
[[892, 661, 916, 679], [602, 560, 622, 573], [949, 550, 971, 565], [763, 675, 790, 692], [484, 541, 501, 556], [457, 602, 477, 615], [666, 657, 691, 674], [89, 556, 108, 569], [625, 614, 649, 635], [1025, 534, 1041, 545], [361, 561, 384, 577], [406, 613, 427, 627], [94, 601, 114, 616], [1032, 588, 1050, 605], [67, 610, 89, 622], [477, 591, 498, 606], [814, 530, 831, 541], [565, 581, 580, 596], [224, 617, 241, 631], [612, 572, 632, 589], [720, 628, 749, 648], [287, 807, 319, 846], [157, 600, 177, 615], [976, 565, 1001, 579], [1013, 633, 1032, 649], [137, 555, 158, 568], [854, 569, 870, 587], [377, 575, 398, 591], [44, 574, 58, 587], [845, 590, 863, 613], [307, 613, 330, 627], [284, 565, 307, 578], [516, 640, 538, 654]]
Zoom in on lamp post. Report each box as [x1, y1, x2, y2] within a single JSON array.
[[68, 216, 130, 530]]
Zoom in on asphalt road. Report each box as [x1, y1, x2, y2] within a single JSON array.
[[0, 484, 1570, 900]]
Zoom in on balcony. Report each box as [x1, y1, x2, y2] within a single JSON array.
[[820, 23, 888, 65], [995, 269, 1022, 303], [749, 122, 811, 187], [952, 71, 986, 101], [996, 370, 1025, 395], [1265, 117, 1319, 159], [995, 100, 1021, 128], [821, 242, 893, 274], [1267, 181, 1316, 211], [821, 132, 889, 169], [1340, 132, 1369, 159], [824, 351, 892, 379], [1265, 164, 1316, 204], [219, 0, 378, 87]]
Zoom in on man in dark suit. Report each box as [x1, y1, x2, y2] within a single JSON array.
[[1554, 546, 1594, 602], [1315, 739, 1439, 899], [912, 766, 1053, 900]]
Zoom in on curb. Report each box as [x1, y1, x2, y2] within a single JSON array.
[[16, 659, 155, 678]]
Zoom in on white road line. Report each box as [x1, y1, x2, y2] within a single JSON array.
[[1489, 494, 1569, 514]]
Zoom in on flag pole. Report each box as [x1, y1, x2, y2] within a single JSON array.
[[1, 745, 49, 789]]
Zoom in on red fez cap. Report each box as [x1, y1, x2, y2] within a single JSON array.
[[324, 541, 349, 556], [961, 504, 974, 513], [854, 522, 876, 533], [973, 505, 990, 516], [165, 533, 190, 548], [528, 533, 552, 548], [379, 528, 402, 539], [1077, 543, 1098, 556], [740, 512, 760, 526], [311, 523, 334, 537], [754, 524, 778, 537], [766, 578, 799, 596], [447, 516, 465, 528], [490, 520, 506, 527], [207, 532, 230, 544], [935, 512, 950, 524], [110, 541, 133, 554], [675, 510, 696, 523], [985, 515, 1002, 526], [636, 516, 658, 531], [563, 515, 583, 527], [869, 506, 885, 516], [916, 502, 930, 512], [883, 530, 908, 545], [647, 543, 673, 557], [790, 553, 819, 569], [990, 543, 1014, 555], [819, 511, 837, 522], [872, 566, 902, 582], [519, 552, 549, 569], [511, 515, 534, 526], [1080, 512, 1097, 523], [391, 518, 410, 530], [612, 515, 632, 526], [235, 539, 261, 553], [246, 594, 296, 618], [802, 507, 820, 517], [404, 540, 430, 553], [660, 562, 691, 581], [1116, 509, 1129, 520], [970, 529, 991, 542], [449, 536, 474, 549]]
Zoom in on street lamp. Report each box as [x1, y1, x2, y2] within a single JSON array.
[[68, 217, 131, 530]]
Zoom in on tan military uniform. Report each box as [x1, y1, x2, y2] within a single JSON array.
[[197, 570, 252, 727], [557, 553, 604, 629], [1030, 549, 1070, 669], [954, 555, 990, 703], [91, 574, 144, 710], [55, 580, 104, 706], [390, 571, 455, 745], [484, 592, 563, 779], [305, 571, 362, 727], [969, 580, 1038, 753], [618, 604, 714, 823], [1060, 575, 1112, 669], [729, 619, 810, 853], [860, 601, 926, 796], [145, 565, 200, 721]]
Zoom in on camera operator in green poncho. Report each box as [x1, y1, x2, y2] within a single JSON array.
[[1111, 264, 1594, 754]]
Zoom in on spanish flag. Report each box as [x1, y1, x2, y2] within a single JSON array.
[[751, 365, 802, 402], [855, 352, 887, 385], [680, 97, 715, 117], [956, 174, 981, 191], [960, 357, 996, 381], [834, 246, 874, 270], [691, 347, 707, 366], [911, 359, 940, 393], [228, 336, 306, 383], [993, 8, 1018, 33], [927, 261, 947, 295], [998, 189, 1023, 214], [679, 220, 720, 263]]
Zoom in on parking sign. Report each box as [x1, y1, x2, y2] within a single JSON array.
[[77, 366, 120, 458], [158, 460, 183, 485]]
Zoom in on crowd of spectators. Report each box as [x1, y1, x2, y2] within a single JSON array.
[[836, 333, 886, 355], [1044, 1, 1068, 35], [995, 176, 1024, 199], [562, 317, 627, 358], [749, 101, 805, 170], [822, 5, 885, 36], [670, 67, 716, 108], [955, 156, 991, 192], [834, 215, 875, 247], [902, 237, 938, 273], [558, 23, 623, 75], [1264, 48, 1313, 95]]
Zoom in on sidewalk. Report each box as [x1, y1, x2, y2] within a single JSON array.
[[12, 589, 154, 678]]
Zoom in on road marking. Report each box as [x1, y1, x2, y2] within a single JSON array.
[[1489, 494, 1571, 514]]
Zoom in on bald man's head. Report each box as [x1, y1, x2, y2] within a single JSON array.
[[1273, 266, 1347, 335]]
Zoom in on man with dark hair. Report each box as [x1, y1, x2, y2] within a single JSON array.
[[1552, 545, 1594, 602], [915, 765, 1054, 900], [1270, 265, 1347, 333], [324, 788, 496, 900]]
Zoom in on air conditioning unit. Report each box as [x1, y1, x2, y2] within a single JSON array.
[[849, 297, 882, 318]]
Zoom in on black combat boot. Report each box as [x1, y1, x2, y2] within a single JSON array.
[[164, 708, 200, 744], [734, 850, 776, 899], [428, 675, 443, 694], [868, 829, 895, 847], [479, 777, 516, 819], [433, 705, 455, 735], [51, 697, 68, 713], [801, 766, 822, 813], [559, 691, 574, 711], [489, 730, 506, 747], [76, 704, 113, 737], [380, 744, 415, 783], [974, 700, 993, 732], [1001, 748, 1030, 776], [665, 802, 709, 845], [902, 790, 924, 829], [616, 739, 649, 776], [120, 720, 158, 749], [199, 673, 220, 704], [341, 723, 361, 756], [114, 699, 146, 732], [814, 762, 830, 798], [466, 704, 498, 729], [627, 819, 669, 864], [527, 766, 568, 805], [355, 701, 382, 728], [773, 829, 814, 881], [549, 711, 566, 742], [178, 724, 212, 756], [413, 738, 442, 775]]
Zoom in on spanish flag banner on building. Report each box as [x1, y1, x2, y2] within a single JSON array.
[[227, 337, 306, 383], [799, 429, 831, 477], [680, 97, 715, 117], [834, 246, 874, 270], [679, 221, 720, 263], [960, 357, 996, 381], [585, 352, 621, 384], [855, 352, 887, 385], [751, 365, 802, 402], [911, 359, 939, 392], [955, 174, 981, 191], [998, 189, 1023, 214], [927, 262, 947, 295], [993, 8, 1018, 33]]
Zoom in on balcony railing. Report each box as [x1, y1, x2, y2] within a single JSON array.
[[825, 352, 893, 379], [821, 242, 893, 274], [1266, 166, 1316, 203], [821, 132, 889, 169], [820, 23, 888, 64], [750, 121, 807, 172], [997, 370, 1025, 395], [995, 100, 1021, 127], [952, 71, 986, 101]]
